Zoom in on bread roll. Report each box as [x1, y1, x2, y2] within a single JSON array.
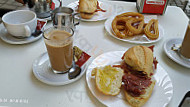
[[122, 45, 156, 107], [123, 45, 153, 77], [80, 12, 94, 19], [91, 65, 124, 96], [79, 0, 97, 13]]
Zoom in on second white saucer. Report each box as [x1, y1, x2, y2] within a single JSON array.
[[164, 38, 190, 68]]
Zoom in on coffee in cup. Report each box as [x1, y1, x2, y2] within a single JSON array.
[[43, 26, 74, 73], [2, 10, 37, 37], [180, 24, 190, 59]]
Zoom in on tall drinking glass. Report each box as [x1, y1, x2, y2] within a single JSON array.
[[43, 26, 74, 74], [180, 24, 190, 59]]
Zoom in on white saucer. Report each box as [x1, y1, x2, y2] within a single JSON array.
[[164, 38, 190, 68], [0, 28, 42, 45], [33, 52, 90, 86]]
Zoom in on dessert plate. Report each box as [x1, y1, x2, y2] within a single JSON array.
[[67, 1, 114, 21], [33, 52, 91, 86], [104, 15, 164, 44], [86, 51, 173, 107], [164, 38, 190, 68]]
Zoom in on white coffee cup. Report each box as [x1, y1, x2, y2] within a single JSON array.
[[2, 10, 37, 37]]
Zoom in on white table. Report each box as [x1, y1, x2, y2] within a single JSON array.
[[0, 0, 189, 107]]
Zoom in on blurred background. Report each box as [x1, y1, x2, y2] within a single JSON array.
[[0, 0, 190, 18]]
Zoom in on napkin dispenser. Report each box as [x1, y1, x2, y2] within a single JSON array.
[[136, 0, 169, 14]]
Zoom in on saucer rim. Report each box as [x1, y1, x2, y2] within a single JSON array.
[[0, 27, 42, 45]]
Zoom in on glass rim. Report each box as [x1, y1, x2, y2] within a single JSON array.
[[43, 26, 74, 41]]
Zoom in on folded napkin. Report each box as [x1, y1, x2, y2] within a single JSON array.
[[74, 46, 91, 67], [36, 20, 47, 30]]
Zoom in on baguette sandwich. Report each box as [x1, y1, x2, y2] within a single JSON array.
[[121, 45, 156, 107], [91, 65, 124, 96], [78, 0, 98, 19]]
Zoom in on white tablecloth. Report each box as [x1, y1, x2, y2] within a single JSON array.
[[0, 0, 189, 107]]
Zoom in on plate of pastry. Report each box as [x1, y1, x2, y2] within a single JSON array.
[[105, 12, 164, 44], [67, 0, 114, 21], [86, 45, 173, 107]]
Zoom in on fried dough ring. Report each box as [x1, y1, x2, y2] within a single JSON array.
[[116, 25, 134, 37], [111, 12, 159, 40], [117, 12, 144, 20], [144, 19, 159, 40], [126, 18, 144, 35], [116, 25, 125, 30], [112, 16, 131, 38], [115, 19, 126, 30]]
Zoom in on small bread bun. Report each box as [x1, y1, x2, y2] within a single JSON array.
[[123, 45, 153, 77], [91, 65, 124, 96], [124, 80, 156, 107], [80, 12, 94, 19], [79, 0, 97, 19], [79, 0, 97, 13]]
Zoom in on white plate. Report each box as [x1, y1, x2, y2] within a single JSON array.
[[0, 27, 42, 45], [67, 1, 114, 21], [164, 38, 190, 68], [33, 52, 90, 86], [104, 15, 164, 44], [86, 51, 173, 107]]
